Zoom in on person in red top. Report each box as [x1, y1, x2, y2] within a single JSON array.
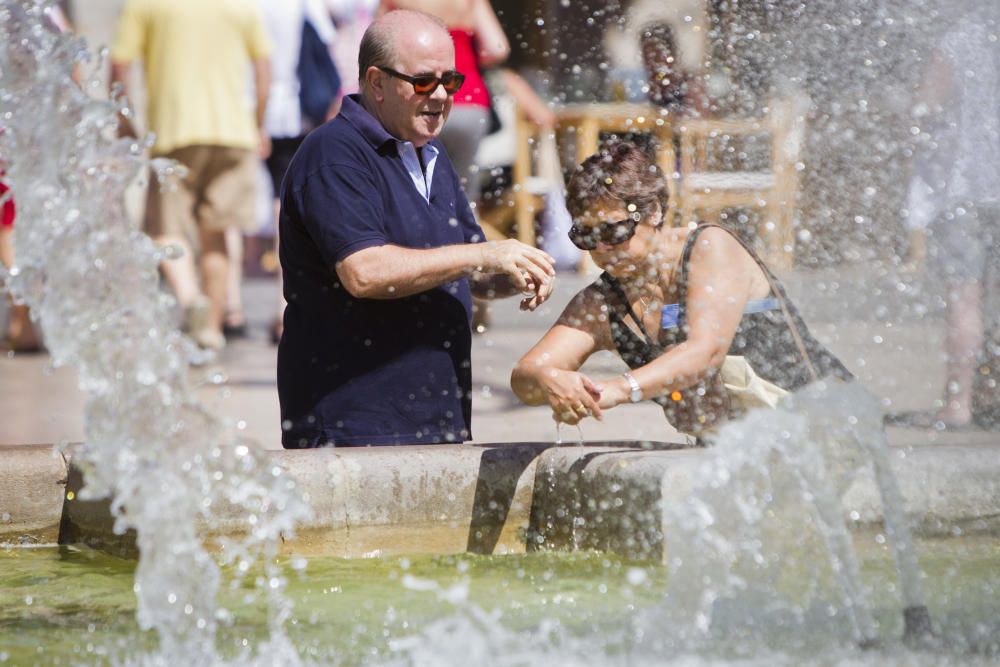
[[0, 3, 70, 352], [1, 170, 41, 352]]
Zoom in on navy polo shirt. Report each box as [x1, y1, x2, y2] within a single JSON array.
[[277, 95, 485, 447]]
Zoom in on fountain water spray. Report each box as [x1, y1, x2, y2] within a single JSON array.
[[0, 1, 311, 663], [660, 380, 931, 649]]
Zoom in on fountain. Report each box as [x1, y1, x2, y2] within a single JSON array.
[[1, 0, 999, 665], [0, 1, 310, 664]]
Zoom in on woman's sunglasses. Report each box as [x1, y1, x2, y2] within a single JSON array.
[[377, 66, 466, 96], [568, 217, 640, 251]]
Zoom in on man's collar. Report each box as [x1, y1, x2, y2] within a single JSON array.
[[340, 94, 441, 154], [340, 94, 396, 151]]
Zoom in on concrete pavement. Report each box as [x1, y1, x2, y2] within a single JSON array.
[[1, 263, 995, 450]]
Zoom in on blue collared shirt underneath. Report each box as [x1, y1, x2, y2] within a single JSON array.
[[396, 141, 438, 202]]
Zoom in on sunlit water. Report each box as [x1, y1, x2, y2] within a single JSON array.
[[661, 381, 930, 648], [1, 538, 998, 667]]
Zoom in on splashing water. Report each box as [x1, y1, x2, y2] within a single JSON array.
[[657, 380, 927, 651], [0, 2, 310, 664]]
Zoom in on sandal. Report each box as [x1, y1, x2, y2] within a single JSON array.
[[222, 318, 248, 339], [270, 317, 283, 346], [2, 304, 44, 354], [1, 335, 44, 354]]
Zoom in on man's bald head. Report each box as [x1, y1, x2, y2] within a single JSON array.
[[358, 10, 449, 87]]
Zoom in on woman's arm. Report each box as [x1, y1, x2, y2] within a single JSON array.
[[472, 0, 510, 66], [511, 286, 610, 420], [601, 228, 760, 408]]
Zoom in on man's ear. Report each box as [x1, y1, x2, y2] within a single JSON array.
[[365, 66, 385, 101]]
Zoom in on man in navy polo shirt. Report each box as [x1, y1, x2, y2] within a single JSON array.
[[277, 10, 556, 447]]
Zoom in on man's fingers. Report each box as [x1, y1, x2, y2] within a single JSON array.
[[518, 262, 551, 289], [535, 278, 554, 303], [522, 249, 556, 277], [505, 263, 528, 290]]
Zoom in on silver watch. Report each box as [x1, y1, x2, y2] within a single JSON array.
[[622, 371, 642, 403]]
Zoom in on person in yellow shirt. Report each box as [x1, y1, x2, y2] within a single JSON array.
[[110, 0, 272, 351]]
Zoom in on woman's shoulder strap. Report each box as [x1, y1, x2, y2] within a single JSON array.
[[597, 271, 656, 345]]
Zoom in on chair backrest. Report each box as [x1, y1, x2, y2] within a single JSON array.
[[678, 93, 811, 179], [768, 93, 810, 177]]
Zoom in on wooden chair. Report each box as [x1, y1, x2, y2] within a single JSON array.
[[675, 95, 809, 270], [510, 107, 552, 248], [474, 103, 550, 247]]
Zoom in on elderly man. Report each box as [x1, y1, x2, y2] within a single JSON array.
[[278, 10, 555, 448]]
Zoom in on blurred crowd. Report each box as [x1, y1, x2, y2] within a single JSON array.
[[1, 0, 717, 354]]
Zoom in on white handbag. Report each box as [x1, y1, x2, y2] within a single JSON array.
[[721, 355, 788, 411]]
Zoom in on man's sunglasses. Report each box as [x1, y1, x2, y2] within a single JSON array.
[[568, 217, 640, 251], [377, 66, 466, 95]]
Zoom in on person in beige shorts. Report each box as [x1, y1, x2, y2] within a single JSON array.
[[110, 0, 272, 351], [144, 145, 259, 349]]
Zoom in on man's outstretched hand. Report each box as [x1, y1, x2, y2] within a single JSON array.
[[479, 239, 555, 289]]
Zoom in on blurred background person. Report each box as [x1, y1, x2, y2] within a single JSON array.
[[329, 0, 380, 100], [110, 0, 272, 352], [896, 4, 1000, 430], [0, 169, 41, 353], [639, 21, 710, 116], [604, 0, 708, 105], [236, 0, 340, 345], [1, 2, 74, 354], [474, 67, 581, 271]]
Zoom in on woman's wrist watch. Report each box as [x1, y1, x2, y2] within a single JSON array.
[[622, 371, 643, 403]]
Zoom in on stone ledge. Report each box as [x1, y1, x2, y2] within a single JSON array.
[[0, 444, 69, 545], [528, 442, 1000, 561], [3, 440, 1000, 560]]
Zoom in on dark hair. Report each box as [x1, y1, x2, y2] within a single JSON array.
[[566, 141, 669, 221], [641, 22, 685, 109], [640, 22, 676, 56]]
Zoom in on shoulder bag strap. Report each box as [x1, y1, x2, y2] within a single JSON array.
[[600, 272, 657, 347], [691, 223, 820, 382]]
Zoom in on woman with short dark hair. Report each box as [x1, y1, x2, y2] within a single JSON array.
[[510, 141, 851, 434]]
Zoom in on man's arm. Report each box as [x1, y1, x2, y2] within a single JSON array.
[[336, 239, 555, 300]]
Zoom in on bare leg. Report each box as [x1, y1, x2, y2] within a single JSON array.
[[155, 234, 203, 309], [1, 226, 40, 350], [199, 227, 228, 337], [224, 227, 246, 333], [938, 280, 982, 425], [272, 198, 285, 344], [0, 226, 13, 267]]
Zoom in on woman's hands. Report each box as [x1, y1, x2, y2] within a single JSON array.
[[540, 369, 604, 425], [597, 375, 630, 411]]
